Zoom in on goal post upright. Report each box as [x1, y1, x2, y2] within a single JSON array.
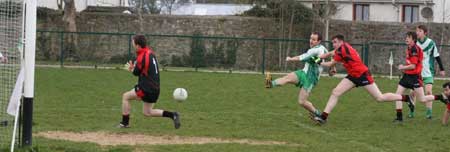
[[22, 0, 36, 147]]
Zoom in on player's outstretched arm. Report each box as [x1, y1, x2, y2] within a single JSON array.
[[285, 56, 300, 62], [319, 50, 335, 59], [320, 60, 337, 67], [286, 49, 321, 62]]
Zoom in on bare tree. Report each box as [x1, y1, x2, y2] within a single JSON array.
[[62, 0, 76, 32], [62, 0, 78, 61], [129, 0, 162, 14], [312, 0, 338, 41], [57, 0, 63, 10], [160, 0, 190, 15]]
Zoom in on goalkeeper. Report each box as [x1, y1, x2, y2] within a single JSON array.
[[265, 32, 330, 118]]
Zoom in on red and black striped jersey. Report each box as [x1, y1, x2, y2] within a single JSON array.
[[333, 42, 368, 77], [133, 47, 160, 93], [404, 44, 423, 75]]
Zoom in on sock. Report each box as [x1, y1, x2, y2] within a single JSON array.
[[122, 114, 130, 125], [434, 95, 448, 104], [314, 109, 321, 116], [271, 80, 278, 87], [321, 112, 329, 120], [162, 111, 174, 119], [435, 95, 443, 101], [426, 108, 432, 115], [401, 95, 409, 102], [396, 109, 403, 120]]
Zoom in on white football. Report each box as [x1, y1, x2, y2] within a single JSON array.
[[173, 88, 188, 101]]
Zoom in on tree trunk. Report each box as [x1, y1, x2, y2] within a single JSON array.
[[62, 0, 78, 61], [324, 0, 330, 41], [440, 0, 446, 53], [278, 4, 284, 70], [138, 0, 144, 32], [62, 0, 76, 32], [284, 9, 295, 71], [57, 0, 63, 10]]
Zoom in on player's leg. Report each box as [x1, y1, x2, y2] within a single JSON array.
[[142, 94, 181, 129], [442, 106, 450, 125], [363, 83, 415, 119], [408, 90, 416, 118], [314, 78, 355, 124], [266, 72, 299, 88], [119, 89, 140, 128], [298, 88, 320, 117], [413, 87, 436, 102], [394, 85, 407, 122], [142, 102, 163, 117], [363, 83, 407, 102], [424, 83, 433, 119]]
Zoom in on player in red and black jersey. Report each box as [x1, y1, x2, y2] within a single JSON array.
[[311, 34, 415, 124], [393, 32, 445, 122], [118, 35, 180, 129]]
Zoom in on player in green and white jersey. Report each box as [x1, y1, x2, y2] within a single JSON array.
[[405, 25, 446, 119], [265, 32, 328, 118]]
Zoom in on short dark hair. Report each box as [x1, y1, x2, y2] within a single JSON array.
[[133, 34, 147, 48], [417, 25, 428, 34], [406, 32, 417, 42], [443, 82, 450, 89], [311, 32, 322, 41], [332, 34, 344, 41]]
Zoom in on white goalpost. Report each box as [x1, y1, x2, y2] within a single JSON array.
[[0, 0, 35, 151]]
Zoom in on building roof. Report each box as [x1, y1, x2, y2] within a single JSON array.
[[169, 3, 253, 15]]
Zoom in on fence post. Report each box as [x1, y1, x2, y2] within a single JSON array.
[[128, 34, 132, 61], [262, 39, 266, 74], [59, 31, 64, 67], [364, 43, 370, 66]]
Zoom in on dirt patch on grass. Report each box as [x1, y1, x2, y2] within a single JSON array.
[[36, 131, 300, 146]]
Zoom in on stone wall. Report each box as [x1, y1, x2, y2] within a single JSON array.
[[37, 11, 312, 71], [37, 10, 450, 74]]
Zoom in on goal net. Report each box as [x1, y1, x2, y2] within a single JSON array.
[[0, 0, 25, 151]]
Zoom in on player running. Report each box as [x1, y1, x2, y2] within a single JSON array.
[[393, 32, 447, 122], [312, 34, 416, 125], [118, 35, 180, 129], [265, 32, 328, 118], [438, 82, 450, 125], [402, 25, 445, 119]]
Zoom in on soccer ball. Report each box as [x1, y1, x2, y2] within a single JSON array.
[[173, 88, 188, 101]]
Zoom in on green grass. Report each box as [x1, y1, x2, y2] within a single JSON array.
[[13, 68, 450, 151]]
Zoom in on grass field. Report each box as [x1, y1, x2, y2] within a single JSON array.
[[12, 68, 450, 151]]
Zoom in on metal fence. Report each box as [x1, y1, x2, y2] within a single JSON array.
[[35, 30, 450, 75]]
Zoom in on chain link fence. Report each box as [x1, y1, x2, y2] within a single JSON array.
[[36, 30, 450, 75]]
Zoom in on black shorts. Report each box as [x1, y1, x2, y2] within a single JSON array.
[[345, 71, 374, 87], [399, 74, 423, 89], [134, 85, 160, 103]]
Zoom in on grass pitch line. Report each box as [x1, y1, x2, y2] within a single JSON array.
[[36, 131, 302, 147], [295, 113, 386, 152]]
